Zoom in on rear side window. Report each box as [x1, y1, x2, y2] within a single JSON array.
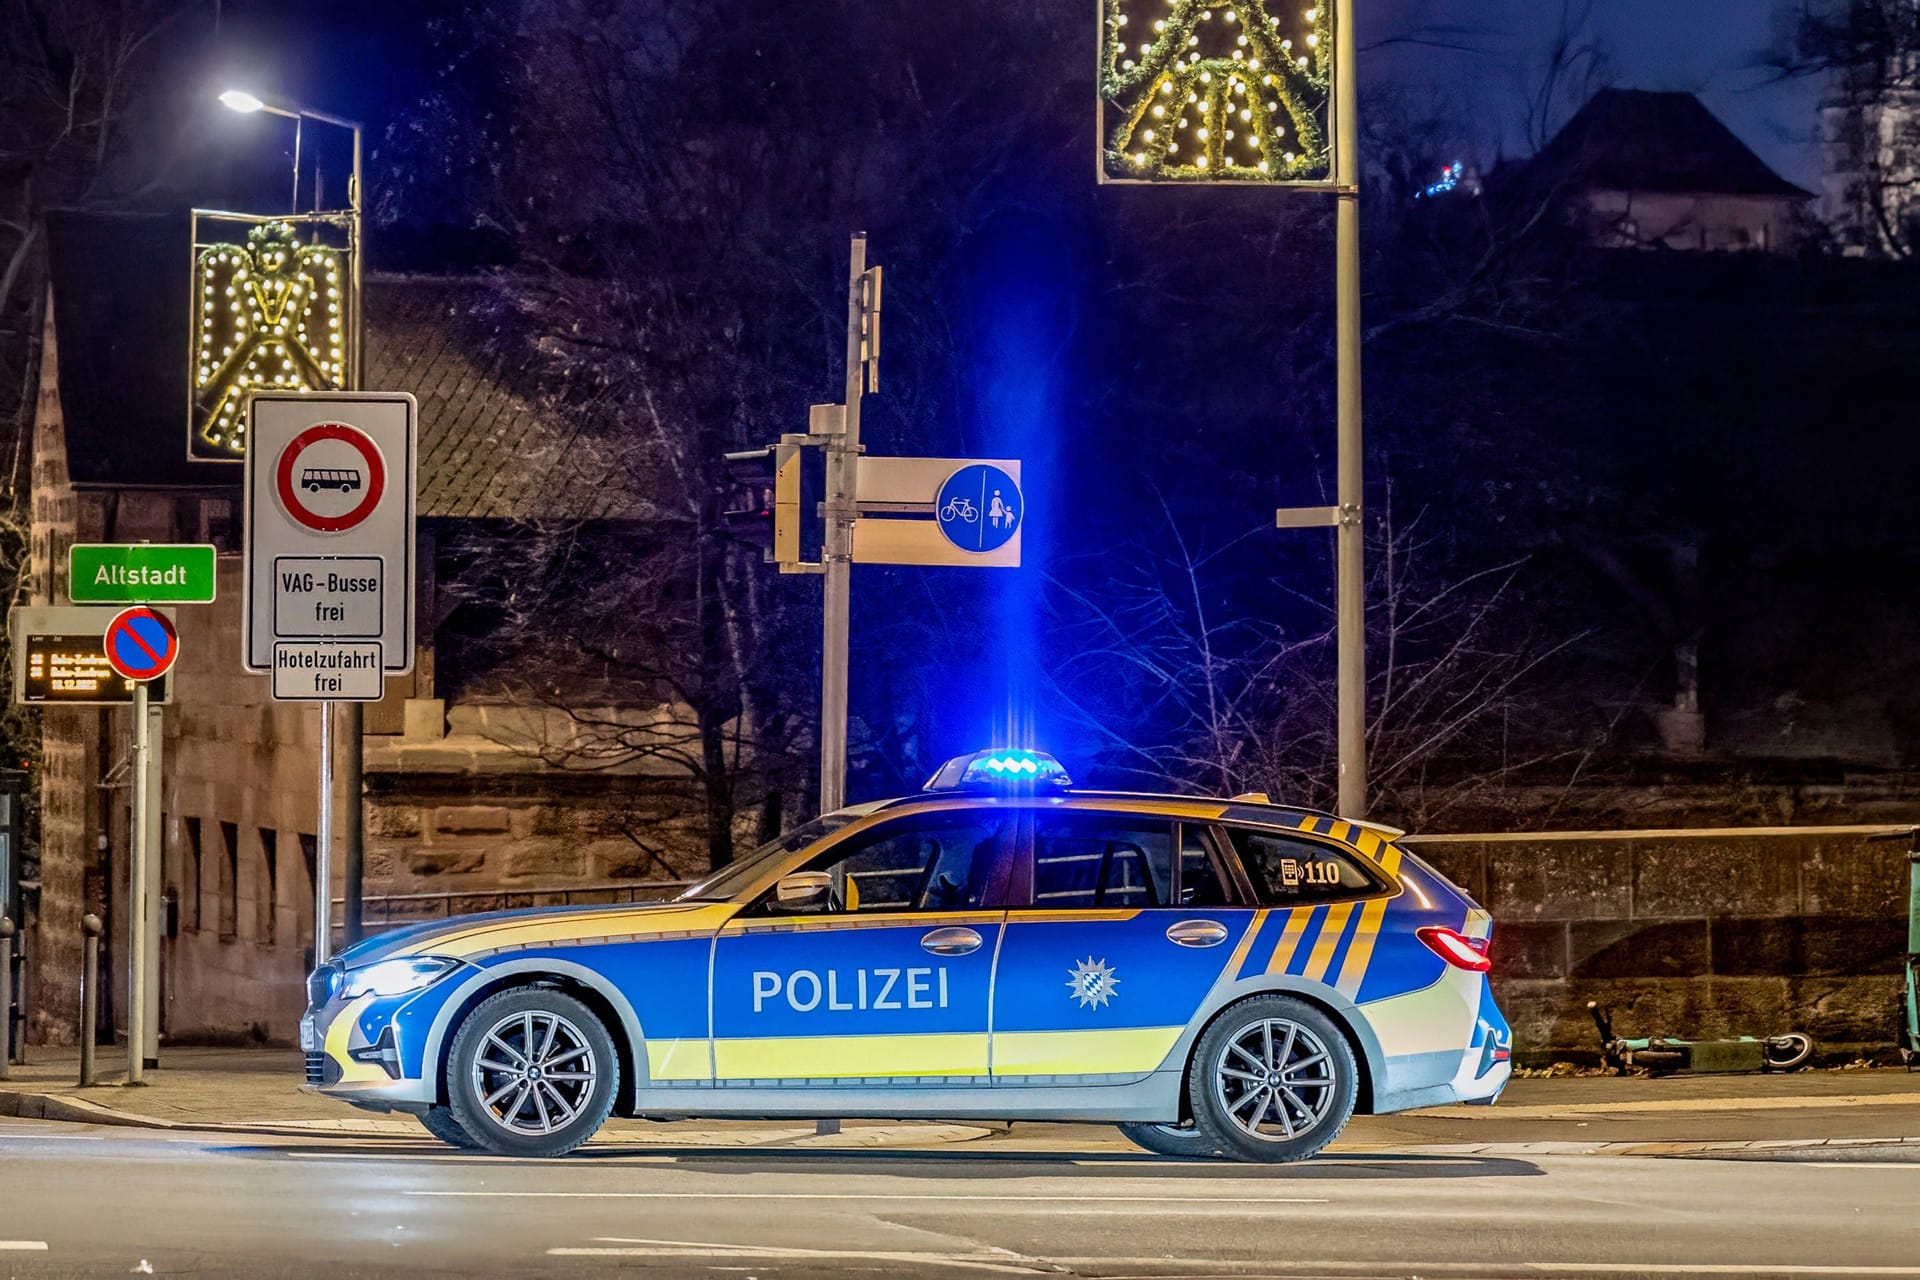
[[1031, 814, 1172, 908], [1225, 827, 1385, 905]]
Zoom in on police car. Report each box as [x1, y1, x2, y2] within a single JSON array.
[[301, 749, 1510, 1161]]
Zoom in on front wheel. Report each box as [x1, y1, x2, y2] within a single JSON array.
[[445, 987, 620, 1157], [418, 1105, 482, 1150], [1189, 995, 1357, 1164]]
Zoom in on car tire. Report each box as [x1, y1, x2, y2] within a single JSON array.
[[418, 1105, 482, 1150], [1117, 1121, 1221, 1159], [446, 987, 620, 1158], [1189, 995, 1358, 1164]]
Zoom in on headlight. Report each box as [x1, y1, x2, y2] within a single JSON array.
[[339, 956, 459, 1000]]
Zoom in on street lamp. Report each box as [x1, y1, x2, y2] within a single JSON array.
[[217, 90, 364, 375], [214, 87, 369, 957]]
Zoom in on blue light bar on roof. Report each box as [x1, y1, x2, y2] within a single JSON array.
[[924, 748, 1073, 792]]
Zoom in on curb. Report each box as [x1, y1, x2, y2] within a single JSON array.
[[0, 1087, 996, 1148]]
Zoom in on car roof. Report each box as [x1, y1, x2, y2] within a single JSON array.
[[867, 788, 1408, 843]]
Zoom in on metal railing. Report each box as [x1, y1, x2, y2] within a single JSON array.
[[333, 880, 696, 930]]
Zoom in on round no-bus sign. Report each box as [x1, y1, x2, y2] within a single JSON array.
[[103, 607, 180, 683], [274, 422, 387, 533]]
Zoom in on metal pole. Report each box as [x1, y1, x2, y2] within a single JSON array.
[[818, 233, 866, 817], [315, 702, 334, 963], [141, 695, 162, 1070], [0, 915, 13, 1079], [340, 120, 367, 945], [1332, 0, 1366, 820], [127, 682, 149, 1085], [342, 702, 363, 946], [80, 913, 102, 1087]]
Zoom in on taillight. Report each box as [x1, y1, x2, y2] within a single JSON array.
[[1417, 926, 1492, 972]]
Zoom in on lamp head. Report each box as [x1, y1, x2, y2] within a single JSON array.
[[218, 89, 266, 114]]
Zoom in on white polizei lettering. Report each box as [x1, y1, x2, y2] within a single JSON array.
[[787, 970, 822, 1012], [748, 966, 953, 1013]]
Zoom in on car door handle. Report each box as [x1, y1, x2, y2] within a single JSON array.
[[920, 927, 984, 956], [1166, 919, 1230, 948]]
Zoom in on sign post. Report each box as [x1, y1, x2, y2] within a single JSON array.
[[245, 392, 416, 962], [102, 607, 179, 1085]]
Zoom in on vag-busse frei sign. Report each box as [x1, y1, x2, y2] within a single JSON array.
[[242, 392, 417, 700]]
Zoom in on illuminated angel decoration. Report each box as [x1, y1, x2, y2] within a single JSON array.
[[192, 221, 347, 456], [1101, 0, 1331, 182]]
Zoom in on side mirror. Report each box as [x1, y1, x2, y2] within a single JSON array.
[[773, 871, 833, 912]]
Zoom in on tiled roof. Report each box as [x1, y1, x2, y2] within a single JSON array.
[[43, 212, 656, 520], [366, 277, 653, 520], [1529, 90, 1814, 200]]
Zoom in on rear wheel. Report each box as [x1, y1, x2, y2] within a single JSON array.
[[418, 1105, 482, 1150], [1117, 1121, 1220, 1159], [1189, 995, 1357, 1164], [445, 987, 619, 1157], [1763, 1033, 1814, 1072]]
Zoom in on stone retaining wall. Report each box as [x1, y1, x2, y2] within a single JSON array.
[[1407, 828, 1913, 1063]]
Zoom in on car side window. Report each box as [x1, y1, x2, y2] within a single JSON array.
[[765, 812, 1011, 915], [1031, 814, 1174, 909], [1177, 824, 1235, 907], [1225, 826, 1384, 905]]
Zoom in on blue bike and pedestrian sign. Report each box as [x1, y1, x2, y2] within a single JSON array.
[[936, 463, 1022, 555]]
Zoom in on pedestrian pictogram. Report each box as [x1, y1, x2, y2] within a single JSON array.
[[102, 607, 180, 683], [935, 463, 1022, 555], [275, 422, 386, 533]]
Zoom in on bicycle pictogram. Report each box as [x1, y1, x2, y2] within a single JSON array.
[[940, 497, 979, 524]]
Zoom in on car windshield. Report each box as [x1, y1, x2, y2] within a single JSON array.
[[674, 813, 862, 902]]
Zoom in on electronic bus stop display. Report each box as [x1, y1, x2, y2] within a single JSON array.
[[10, 606, 177, 706]]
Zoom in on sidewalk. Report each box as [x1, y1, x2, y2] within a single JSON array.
[[0, 1046, 992, 1148], [3, 1045, 1918, 1153]]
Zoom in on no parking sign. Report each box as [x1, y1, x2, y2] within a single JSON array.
[[103, 607, 180, 683]]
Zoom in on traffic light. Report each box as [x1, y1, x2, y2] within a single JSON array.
[[721, 441, 806, 565]]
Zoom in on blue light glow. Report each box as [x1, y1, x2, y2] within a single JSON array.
[[925, 748, 1073, 791]]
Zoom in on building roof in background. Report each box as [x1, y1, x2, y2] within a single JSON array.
[[367, 278, 647, 520], [1529, 89, 1814, 200], [42, 211, 655, 520]]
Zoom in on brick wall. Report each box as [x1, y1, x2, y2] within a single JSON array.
[[1409, 828, 1912, 1063]]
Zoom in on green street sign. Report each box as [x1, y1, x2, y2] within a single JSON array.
[[68, 544, 217, 604]]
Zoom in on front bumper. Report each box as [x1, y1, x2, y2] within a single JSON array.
[[300, 962, 474, 1108]]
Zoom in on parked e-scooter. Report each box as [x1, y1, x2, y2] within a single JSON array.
[[1588, 1002, 1814, 1075]]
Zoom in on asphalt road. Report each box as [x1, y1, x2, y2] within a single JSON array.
[[3, 1119, 1919, 1279]]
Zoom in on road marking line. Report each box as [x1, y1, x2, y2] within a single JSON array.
[[1414, 1093, 1920, 1119], [288, 1151, 676, 1164], [552, 1238, 1052, 1274], [1796, 1161, 1920, 1170], [411, 1190, 1326, 1204], [1041, 1264, 1920, 1278], [0, 1243, 49, 1251]]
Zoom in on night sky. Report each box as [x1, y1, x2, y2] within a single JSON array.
[[191, 0, 1825, 214], [1365, 0, 1823, 187]]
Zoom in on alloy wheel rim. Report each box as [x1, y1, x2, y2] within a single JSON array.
[[470, 1009, 597, 1137], [1211, 1017, 1336, 1143]]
